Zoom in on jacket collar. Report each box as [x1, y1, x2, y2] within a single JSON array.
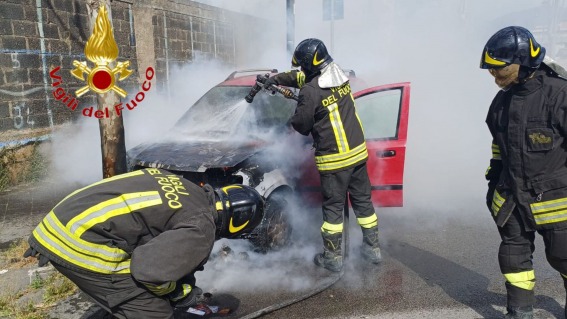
[[510, 69, 544, 96]]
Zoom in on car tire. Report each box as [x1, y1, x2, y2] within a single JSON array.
[[248, 190, 293, 253]]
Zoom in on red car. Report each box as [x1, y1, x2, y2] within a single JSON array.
[[127, 69, 410, 250], [297, 82, 411, 208]]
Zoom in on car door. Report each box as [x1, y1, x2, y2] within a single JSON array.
[[354, 82, 410, 207], [296, 82, 410, 207]]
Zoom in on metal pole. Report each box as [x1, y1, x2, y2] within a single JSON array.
[[330, 0, 334, 53], [286, 0, 295, 63], [213, 21, 217, 59], [163, 12, 170, 101], [189, 16, 194, 61], [35, 0, 53, 128]]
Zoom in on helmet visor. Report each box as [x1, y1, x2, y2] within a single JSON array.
[[291, 55, 300, 68], [480, 49, 510, 69]]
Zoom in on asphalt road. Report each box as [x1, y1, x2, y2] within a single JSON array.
[[1, 181, 565, 319]]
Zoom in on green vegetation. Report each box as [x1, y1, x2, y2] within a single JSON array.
[[0, 142, 49, 192], [0, 238, 78, 319], [43, 272, 76, 304], [25, 144, 48, 184], [0, 149, 9, 192]]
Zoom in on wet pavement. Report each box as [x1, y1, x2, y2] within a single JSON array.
[[1, 182, 565, 319], [198, 208, 565, 319]]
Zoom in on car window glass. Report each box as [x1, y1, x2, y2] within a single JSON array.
[[173, 86, 250, 137], [355, 89, 402, 139], [172, 86, 296, 139], [246, 93, 296, 130]]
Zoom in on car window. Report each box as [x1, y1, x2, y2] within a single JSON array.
[[355, 88, 402, 140], [172, 86, 296, 138], [247, 92, 296, 129]]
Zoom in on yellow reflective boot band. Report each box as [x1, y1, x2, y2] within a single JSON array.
[[321, 222, 343, 234], [358, 214, 378, 229], [504, 270, 535, 290]]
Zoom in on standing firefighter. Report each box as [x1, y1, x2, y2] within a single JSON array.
[[481, 26, 567, 318], [23, 168, 264, 319], [263, 38, 381, 272]]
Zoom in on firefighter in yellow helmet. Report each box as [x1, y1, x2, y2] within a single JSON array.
[[263, 38, 381, 272], [23, 168, 264, 319], [481, 26, 567, 319]]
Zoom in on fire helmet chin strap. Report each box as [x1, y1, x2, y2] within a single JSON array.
[[518, 65, 538, 84]]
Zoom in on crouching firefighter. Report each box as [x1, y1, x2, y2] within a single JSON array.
[[263, 38, 382, 272], [23, 168, 264, 319], [481, 26, 567, 319]]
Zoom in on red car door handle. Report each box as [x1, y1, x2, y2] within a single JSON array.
[[377, 150, 396, 158]]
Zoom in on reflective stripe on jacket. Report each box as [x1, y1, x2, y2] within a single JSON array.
[[486, 68, 567, 230], [29, 168, 217, 295], [273, 70, 368, 172]]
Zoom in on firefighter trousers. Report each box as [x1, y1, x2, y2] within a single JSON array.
[[497, 207, 567, 308], [320, 162, 376, 227], [52, 262, 174, 319]]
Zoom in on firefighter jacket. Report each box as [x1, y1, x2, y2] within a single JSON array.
[[28, 168, 218, 297], [272, 69, 368, 173], [486, 68, 567, 230]]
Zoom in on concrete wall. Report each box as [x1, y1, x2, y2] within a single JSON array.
[[0, 0, 266, 190], [0, 0, 260, 143]]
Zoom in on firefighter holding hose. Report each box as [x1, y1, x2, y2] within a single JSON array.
[[263, 38, 382, 272]]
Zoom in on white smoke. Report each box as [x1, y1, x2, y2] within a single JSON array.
[[43, 54, 233, 185], [41, 0, 558, 296], [187, 0, 553, 294]]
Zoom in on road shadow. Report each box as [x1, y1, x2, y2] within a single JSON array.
[[387, 239, 564, 319]]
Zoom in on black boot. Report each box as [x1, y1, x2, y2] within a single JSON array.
[[361, 226, 382, 264], [504, 306, 533, 319], [314, 232, 343, 272]]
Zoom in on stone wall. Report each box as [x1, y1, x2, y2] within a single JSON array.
[[0, 0, 265, 190], [0, 0, 256, 142]]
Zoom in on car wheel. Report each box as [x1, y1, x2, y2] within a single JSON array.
[[248, 190, 293, 253]]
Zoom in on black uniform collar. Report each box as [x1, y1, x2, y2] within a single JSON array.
[[305, 70, 321, 83], [510, 69, 544, 96]]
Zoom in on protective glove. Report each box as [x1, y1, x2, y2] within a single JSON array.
[[263, 76, 278, 90], [23, 247, 50, 267], [171, 285, 203, 308], [485, 159, 502, 210], [485, 159, 502, 181]]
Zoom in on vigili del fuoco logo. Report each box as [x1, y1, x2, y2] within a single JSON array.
[[49, 5, 155, 118]]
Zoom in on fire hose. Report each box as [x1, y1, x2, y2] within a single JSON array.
[[239, 201, 349, 319], [244, 74, 299, 103]]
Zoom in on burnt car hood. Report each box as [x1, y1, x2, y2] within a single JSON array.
[[128, 138, 267, 172]]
